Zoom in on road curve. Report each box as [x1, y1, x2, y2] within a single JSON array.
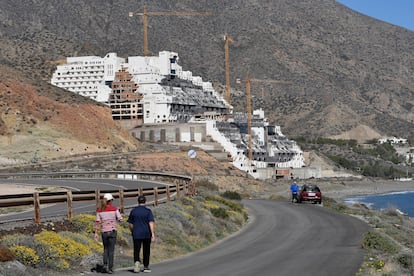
[[0, 178, 168, 222], [111, 199, 369, 276]]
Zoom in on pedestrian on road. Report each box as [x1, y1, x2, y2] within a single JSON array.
[[128, 195, 155, 273], [290, 180, 299, 203], [95, 193, 123, 274]]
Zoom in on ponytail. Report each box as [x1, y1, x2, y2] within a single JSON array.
[[101, 197, 108, 211]]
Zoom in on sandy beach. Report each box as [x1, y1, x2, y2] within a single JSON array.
[[318, 178, 414, 199]]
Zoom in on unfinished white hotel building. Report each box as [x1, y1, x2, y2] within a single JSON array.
[[51, 51, 228, 124], [51, 51, 305, 179]]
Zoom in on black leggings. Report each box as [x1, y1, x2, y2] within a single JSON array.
[[133, 238, 152, 268], [102, 230, 117, 269]]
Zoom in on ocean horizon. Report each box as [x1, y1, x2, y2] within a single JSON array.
[[344, 190, 414, 217]]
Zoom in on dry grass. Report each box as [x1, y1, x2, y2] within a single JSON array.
[[0, 245, 15, 262]]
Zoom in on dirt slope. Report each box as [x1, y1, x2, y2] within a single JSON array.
[[0, 66, 144, 165]]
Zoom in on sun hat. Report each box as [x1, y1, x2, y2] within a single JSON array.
[[103, 193, 114, 201]]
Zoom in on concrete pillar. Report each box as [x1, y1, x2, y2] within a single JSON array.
[[140, 131, 146, 142], [190, 126, 195, 142], [149, 130, 155, 142], [160, 129, 166, 142], [175, 128, 181, 142], [201, 126, 206, 142]]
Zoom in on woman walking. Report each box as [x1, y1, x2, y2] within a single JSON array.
[[95, 193, 123, 274]]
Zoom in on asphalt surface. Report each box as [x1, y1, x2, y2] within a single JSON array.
[[97, 199, 369, 276], [0, 179, 369, 275], [0, 178, 169, 222]]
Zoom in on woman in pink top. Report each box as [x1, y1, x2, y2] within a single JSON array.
[[95, 193, 123, 274]]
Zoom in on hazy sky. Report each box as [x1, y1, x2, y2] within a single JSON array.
[[336, 0, 414, 31]]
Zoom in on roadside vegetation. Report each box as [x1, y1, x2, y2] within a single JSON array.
[[2, 176, 414, 276], [321, 197, 414, 275], [0, 180, 247, 275], [294, 137, 412, 179]]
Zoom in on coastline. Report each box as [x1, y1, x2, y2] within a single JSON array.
[[319, 178, 414, 200], [262, 177, 414, 202]]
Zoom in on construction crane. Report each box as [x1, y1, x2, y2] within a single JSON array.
[[237, 73, 292, 164], [224, 33, 234, 113], [129, 5, 211, 56]]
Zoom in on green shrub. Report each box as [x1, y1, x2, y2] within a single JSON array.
[[322, 197, 350, 213], [397, 253, 414, 270], [34, 231, 92, 270], [58, 231, 102, 253], [361, 231, 400, 254], [203, 195, 244, 213], [326, 155, 356, 170], [116, 222, 133, 247], [1, 234, 32, 248], [221, 191, 242, 200], [9, 245, 39, 266], [70, 214, 96, 234], [360, 163, 404, 178], [210, 207, 228, 219]]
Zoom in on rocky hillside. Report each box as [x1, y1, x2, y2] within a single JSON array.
[[0, 65, 144, 165], [0, 0, 413, 141]]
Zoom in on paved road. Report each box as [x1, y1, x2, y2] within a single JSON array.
[[1, 179, 369, 275], [0, 178, 169, 222], [100, 199, 369, 276]]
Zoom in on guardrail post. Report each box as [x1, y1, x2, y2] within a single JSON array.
[[95, 190, 100, 211], [1, 172, 192, 219], [176, 183, 180, 200], [34, 192, 40, 223], [153, 187, 158, 206], [67, 191, 73, 219], [119, 190, 124, 214], [166, 186, 170, 202]]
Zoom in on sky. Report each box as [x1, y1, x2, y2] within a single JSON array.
[[336, 0, 414, 31]]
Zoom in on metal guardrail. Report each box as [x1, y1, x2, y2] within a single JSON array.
[[0, 171, 192, 223]]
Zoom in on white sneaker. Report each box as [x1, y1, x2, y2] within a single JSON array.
[[134, 261, 141, 273]]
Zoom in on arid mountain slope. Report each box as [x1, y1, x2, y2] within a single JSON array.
[[0, 66, 143, 165], [0, 0, 413, 141]]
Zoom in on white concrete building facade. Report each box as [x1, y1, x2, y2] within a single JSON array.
[[51, 51, 229, 124], [126, 51, 228, 124], [50, 53, 125, 102]]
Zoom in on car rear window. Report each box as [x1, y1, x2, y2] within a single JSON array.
[[302, 186, 320, 192]]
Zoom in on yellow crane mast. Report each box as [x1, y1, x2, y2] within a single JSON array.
[[237, 73, 291, 164], [129, 5, 211, 56], [224, 33, 234, 113]]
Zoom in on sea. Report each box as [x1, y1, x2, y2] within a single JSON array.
[[344, 191, 414, 217]]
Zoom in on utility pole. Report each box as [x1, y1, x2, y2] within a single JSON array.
[[129, 5, 211, 56]]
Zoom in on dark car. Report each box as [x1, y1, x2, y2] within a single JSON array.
[[297, 184, 322, 204]]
